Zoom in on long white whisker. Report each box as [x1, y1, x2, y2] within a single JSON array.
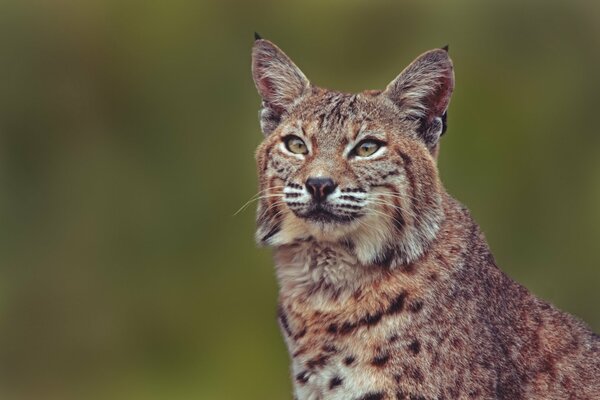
[[234, 194, 285, 216]]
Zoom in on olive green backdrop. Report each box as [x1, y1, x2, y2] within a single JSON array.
[[0, 1, 599, 399]]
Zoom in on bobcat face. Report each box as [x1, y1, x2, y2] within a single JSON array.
[[252, 37, 454, 266]]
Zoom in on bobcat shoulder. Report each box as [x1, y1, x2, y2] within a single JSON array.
[[250, 36, 600, 400]]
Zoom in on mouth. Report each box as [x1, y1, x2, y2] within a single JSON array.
[[301, 205, 357, 224]]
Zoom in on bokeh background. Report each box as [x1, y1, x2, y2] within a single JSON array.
[[1, 0, 599, 399]]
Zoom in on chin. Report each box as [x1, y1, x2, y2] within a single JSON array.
[[298, 211, 364, 241]]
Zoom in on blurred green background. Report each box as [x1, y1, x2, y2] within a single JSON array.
[[0, 0, 599, 399]]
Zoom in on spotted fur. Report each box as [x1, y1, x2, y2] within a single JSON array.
[[251, 37, 600, 399]]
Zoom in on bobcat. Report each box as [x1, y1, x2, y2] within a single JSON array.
[[250, 34, 600, 399]]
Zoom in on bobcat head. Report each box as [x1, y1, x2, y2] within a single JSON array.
[[251, 36, 454, 267]]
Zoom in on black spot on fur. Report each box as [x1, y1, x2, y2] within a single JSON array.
[[380, 169, 400, 180], [387, 292, 407, 314], [364, 311, 383, 326], [371, 352, 390, 367], [296, 370, 309, 384], [357, 392, 384, 400], [344, 355, 356, 366], [293, 327, 307, 340], [329, 376, 343, 390], [408, 340, 421, 355], [374, 246, 396, 268], [339, 321, 358, 335], [337, 292, 408, 336], [306, 354, 331, 370]]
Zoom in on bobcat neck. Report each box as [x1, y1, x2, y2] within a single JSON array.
[[273, 192, 468, 313]]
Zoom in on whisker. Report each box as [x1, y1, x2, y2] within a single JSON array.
[[234, 193, 285, 216]]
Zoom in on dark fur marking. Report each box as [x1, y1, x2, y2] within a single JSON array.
[[262, 223, 281, 243], [296, 370, 309, 384], [344, 355, 356, 366], [374, 246, 396, 268], [396, 390, 407, 399], [339, 309, 383, 335], [292, 348, 306, 357], [339, 321, 358, 335], [371, 352, 390, 367], [322, 344, 337, 353], [357, 392, 384, 400], [397, 150, 416, 201], [307, 354, 330, 370], [408, 340, 421, 355], [338, 291, 407, 336], [380, 169, 400, 180], [408, 300, 423, 313], [277, 306, 292, 337], [399, 262, 415, 274], [293, 327, 307, 340], [392, 209, 405, 231], [387, 292, 407, 314], [329, 376, 343, 390]]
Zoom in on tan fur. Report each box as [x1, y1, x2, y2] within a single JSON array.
[[251, 38, 600, 400]]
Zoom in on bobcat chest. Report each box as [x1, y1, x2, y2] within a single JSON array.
[[284, 320, 398, 400], [278, 293, 422, 400]]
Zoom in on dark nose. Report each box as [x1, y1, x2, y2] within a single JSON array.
[[305, 177, 337, 202]]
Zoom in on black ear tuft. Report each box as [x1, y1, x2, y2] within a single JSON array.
[[442, 44, 449, 52], [254, 32, 262, 41]]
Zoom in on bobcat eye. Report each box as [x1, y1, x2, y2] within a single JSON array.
[[352, 140, 383, 157], [284, 135, 308, 155]]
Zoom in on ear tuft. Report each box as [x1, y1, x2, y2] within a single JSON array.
[[441, 44, 449, 52], [383, 48, 454, 149], [251, 39, 310, 135], [254, 32, 262, 41]]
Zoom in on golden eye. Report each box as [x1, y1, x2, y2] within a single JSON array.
[[284, 135, 308, 155], [353, 140, 382, 157]]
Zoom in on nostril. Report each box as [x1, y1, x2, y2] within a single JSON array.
[[322, 182, 335, 196]]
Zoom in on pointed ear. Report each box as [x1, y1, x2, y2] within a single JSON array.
[[383, 48, 454, 149], [252, 38, 310, 135]]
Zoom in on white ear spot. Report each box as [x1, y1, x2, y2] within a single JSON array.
[[431, 116, 443, 139]]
